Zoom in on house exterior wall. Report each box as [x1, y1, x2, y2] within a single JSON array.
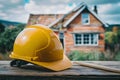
[[27, 11, 105, 54], [63, 12, 105, 54]]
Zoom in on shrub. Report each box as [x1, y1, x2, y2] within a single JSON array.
[[114, 51, 120, 61], [68, 50, 105, 61], [0, 24, 25, 54]]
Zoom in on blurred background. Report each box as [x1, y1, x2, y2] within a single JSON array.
[[0, 0, 120, 60]]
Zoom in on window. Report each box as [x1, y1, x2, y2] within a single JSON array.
[[81, 13, 90, 25], [74, 33, 98, 46], [59, 32, 64, 39], [59, 32, 64, 47]]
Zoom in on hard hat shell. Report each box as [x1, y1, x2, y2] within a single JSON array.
[[10, 24, 72, 71]]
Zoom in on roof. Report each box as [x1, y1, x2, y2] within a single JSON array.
[[48, 2, 85, 27], [27, 14, 63, 27], [63, 6, 86, 27], [49, 3, 108, 28]]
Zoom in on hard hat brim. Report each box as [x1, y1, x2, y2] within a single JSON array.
[[30, 55, 72, 71], [10, 54, 72, 71]]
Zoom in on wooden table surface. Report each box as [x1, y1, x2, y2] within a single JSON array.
[[0, 61, 120, 80]]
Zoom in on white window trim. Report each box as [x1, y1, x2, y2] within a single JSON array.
[[81, 13, 90, 25], [73, 33, 98, 46]]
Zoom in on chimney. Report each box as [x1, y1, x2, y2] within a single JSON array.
[[93, 5, 98, 14]]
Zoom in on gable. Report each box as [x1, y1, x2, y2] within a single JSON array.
[[69, 9, 102, 26], [63, 6, 108, 27], [49, 3, 85, 28]]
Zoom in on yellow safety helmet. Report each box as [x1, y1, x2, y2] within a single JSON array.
[[9, 24, 72, 71]]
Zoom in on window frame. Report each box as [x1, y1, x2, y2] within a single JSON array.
[[59, 32, 64, 48], [81, 13, 90, 25], [73, 33, 98, 46], [59, 32, 64, 39]]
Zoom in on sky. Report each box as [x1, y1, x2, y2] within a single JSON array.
[[0, 0, 120, 24]]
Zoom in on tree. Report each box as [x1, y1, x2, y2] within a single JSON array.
[[0, 23, 5, 33], [105, 27, 120, 59], [0, 24, 25, 53]]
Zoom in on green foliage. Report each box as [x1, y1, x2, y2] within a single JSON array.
[[0, 23, 5, 32], [105, 26, 120, 45], [0, 24, 25, 54], [105, 25, 120, 31], [68, 50, 105, 61], [68, 50, 120, 61], [105, 30, 120, 52], [117, 30, 120, 43], [114, 51, 120, 61], [105, 32, 118, 44]]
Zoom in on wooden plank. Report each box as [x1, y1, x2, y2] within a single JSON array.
[[0, 61, 120, 80], [74, 62, 120, 73], [73, 61, 120, 65]]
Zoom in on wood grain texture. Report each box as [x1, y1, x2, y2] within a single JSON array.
[[0, 61, 120, 80], [74, 62, 120, 73]]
